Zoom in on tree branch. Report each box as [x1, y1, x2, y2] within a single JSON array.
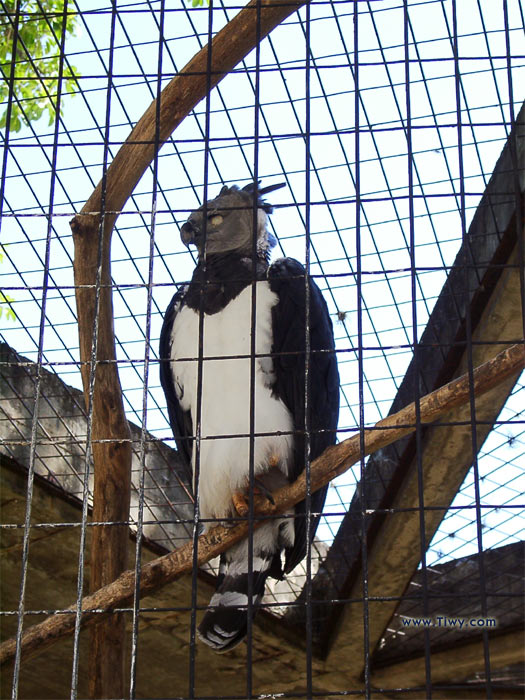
[[1, 342, 522, 668]]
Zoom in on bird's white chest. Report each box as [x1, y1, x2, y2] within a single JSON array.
[[169, 282, 294, 521]]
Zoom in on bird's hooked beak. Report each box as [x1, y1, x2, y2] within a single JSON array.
[[180, 219, 198, 247]]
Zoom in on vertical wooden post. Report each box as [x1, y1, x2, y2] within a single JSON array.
[[71, 210, 132, 699]]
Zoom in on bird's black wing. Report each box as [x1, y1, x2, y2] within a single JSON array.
[[268, 258, 340, 574], [159, 286, 194, 486]]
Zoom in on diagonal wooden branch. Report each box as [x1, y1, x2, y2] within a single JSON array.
[[1, 342, 522, 668]]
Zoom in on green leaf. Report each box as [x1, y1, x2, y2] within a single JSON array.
[[0, 0, 81, 133], [0, 292, 16, 322], [0, 246, 17, 321]]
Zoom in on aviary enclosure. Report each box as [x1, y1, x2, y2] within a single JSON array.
[[0, 0, 524, 698]]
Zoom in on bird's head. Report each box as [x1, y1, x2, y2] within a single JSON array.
[[180, 181, 285, 258]]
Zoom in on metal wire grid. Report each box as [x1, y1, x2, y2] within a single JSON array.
[[377, 540, 525, 667], [0, 342, 195, 549], [0, 0, 524, 697], [425, 380, 524, 566], [2, 0, 523, 438]]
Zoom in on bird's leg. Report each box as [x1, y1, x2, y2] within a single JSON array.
[[231, 455, 280, 518]]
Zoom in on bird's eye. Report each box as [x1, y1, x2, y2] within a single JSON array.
[[209, 214, 223, 227]]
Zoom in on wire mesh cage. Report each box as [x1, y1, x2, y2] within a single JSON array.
[[0, 0, 524, 698]]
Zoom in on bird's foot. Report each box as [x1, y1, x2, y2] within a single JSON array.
[[231, 456, 281, 518], [253, 477, 276, 505], [232, 479, 275, 518]]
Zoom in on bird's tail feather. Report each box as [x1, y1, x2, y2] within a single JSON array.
[[198, 556, 271, 653]]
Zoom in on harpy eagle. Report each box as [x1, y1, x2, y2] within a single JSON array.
[[159, 182, 339, 652]]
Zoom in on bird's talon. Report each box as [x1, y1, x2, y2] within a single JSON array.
[[253, 477, 275, 505], [232, 482, 275, 518], [232, 490, 249, 518]]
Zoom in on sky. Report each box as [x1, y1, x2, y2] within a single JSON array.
[[1, 0, 524, 566]]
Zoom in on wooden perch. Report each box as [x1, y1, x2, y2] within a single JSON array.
[[71, 214, 132, 698], [1, 342, 522, 668]]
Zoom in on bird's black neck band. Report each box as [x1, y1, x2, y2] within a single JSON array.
[[185, 253, 269, 315]]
